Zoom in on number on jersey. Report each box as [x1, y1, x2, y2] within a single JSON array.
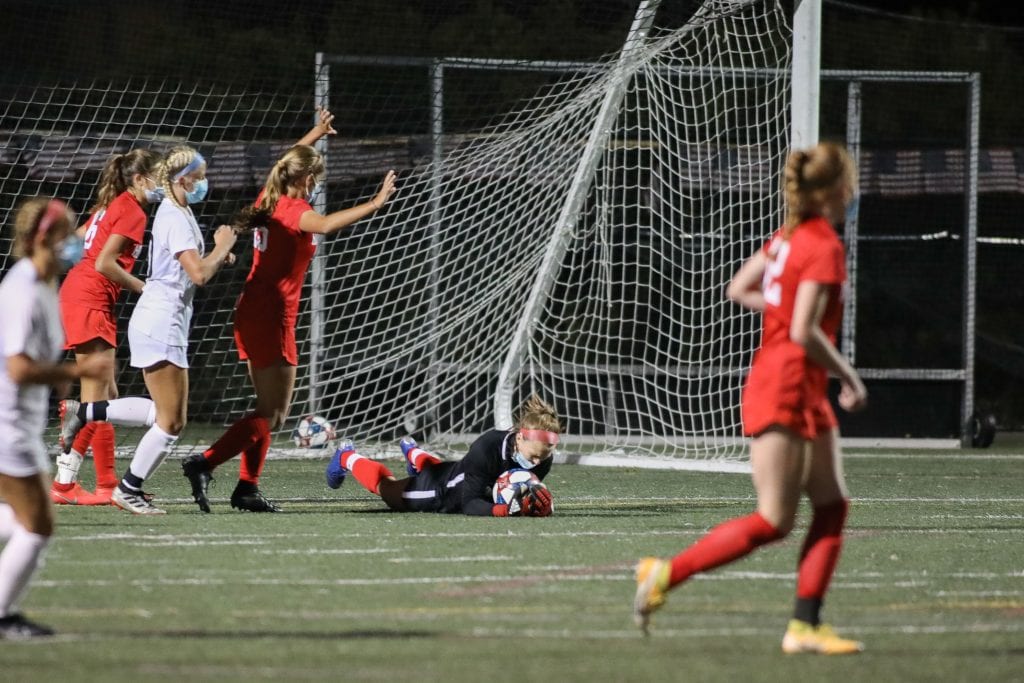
[[81, 209, 106, 251], [762, 238, 790, 307], [253, 226, 269, 253]]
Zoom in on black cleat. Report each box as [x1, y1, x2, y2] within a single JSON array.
[[182, 454, 213, 513], [230, 481, 281, 513], [0, 613, 55, 640]]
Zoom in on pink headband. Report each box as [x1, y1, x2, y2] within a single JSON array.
[[518, 429, 560, 446], [37, 199, 68, 236]]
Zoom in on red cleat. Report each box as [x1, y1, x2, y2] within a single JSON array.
[[50, 482, 88, 505], [76, 487, 115, 506]]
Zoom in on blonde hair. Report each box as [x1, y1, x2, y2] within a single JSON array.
[[11, 197, 73, 258], [232, 144, 324, 234], [782, 142, 857, 236], [156, 145, 203, 208], [514, 395, 562, 433], [92, 149, 161, 212]]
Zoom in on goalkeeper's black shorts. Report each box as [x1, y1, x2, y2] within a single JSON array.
[[401, 460, 461, 513]]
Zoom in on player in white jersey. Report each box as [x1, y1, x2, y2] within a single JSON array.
[[0, 198, 110, 638], [97, 145, 237, 515]]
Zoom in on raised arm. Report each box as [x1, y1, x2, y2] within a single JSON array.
[[298, 170, 397, 235], [296, 107, 337, 147]]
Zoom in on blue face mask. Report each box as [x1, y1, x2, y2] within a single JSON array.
[[57, 234, 85, 270], [306, 182, 323, 202], [843, 195, 860, 227], [184, 178, 209, 205], [144, 187, 165, 204], [512, 451, 538, 470]]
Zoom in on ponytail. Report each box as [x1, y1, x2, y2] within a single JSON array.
[[91, 149, 161, 213], [233, 144, 324, 234], [782, 142, 855, 237]]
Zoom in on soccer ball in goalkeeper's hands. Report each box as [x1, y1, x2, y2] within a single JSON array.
[[292, 415, 336, 448], [493, 468, 541, 504]]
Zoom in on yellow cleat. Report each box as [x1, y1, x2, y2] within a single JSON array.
[[633, 557, 671, 635], [781, 619, 864, 655]]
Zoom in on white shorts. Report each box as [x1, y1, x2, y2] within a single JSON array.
[[128, 326, 189, 369], [0, 444, 49, 478]]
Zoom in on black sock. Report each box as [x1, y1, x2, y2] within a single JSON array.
[[80, 400, 108, 422], [120, 471, 144, 493], [793, 597, 822, 626]]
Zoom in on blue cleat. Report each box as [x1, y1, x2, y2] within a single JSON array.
[[326, 440, 354, 489], [399, 436, 418, 476]]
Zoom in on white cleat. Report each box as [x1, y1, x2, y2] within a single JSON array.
[[112, 488, 166, 515]]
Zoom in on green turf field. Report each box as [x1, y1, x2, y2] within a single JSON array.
[[4, 448, 1022, 682]]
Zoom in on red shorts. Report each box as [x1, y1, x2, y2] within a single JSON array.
[[60, 302, 117, 350], [741, 345, 836, 440], [234, 308, 297, 369]]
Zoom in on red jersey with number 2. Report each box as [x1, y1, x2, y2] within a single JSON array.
[[741, 217, 846, 439], [233, 192, 316, 367]]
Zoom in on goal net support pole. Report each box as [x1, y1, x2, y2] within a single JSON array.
[[493, 0, 663, 428], [790, 0, 821, 148]]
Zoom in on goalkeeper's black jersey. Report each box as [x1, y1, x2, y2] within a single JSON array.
[[408, 429, 552, 516]]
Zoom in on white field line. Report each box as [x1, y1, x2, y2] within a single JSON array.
[[468, 621, 1024, 639], [29, 621, 1024, 643], [107, 494, 1024, 505], [31, 567, 1024, 590], [55, 521, 1024, 547]]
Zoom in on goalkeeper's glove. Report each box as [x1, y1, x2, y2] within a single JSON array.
[[524, 483, 553, 517]]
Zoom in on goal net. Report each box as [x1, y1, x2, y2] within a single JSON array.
[[299, 0, 790, 467], [1, 0, 791, 468]]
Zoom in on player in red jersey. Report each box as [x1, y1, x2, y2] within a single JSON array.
[[181, 109, 397, 512], [52, 150, 163, 506], [633, 142, 868, 655]]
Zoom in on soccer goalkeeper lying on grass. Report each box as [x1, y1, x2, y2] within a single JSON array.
[[325, 395, 557, 517]]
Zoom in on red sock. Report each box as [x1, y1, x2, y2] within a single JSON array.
[[238, 425, 271, 485], [408, 446, 442, 473], [341, 451, 393, 495], [796, 499, 849, 599], [71, 421, 98, 457], [91, 422, 118, 489], [203, 415, 270, 470], [669, 512, 784, 587]]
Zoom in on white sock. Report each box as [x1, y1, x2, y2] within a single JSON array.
[[127, 424, 179, 482], [103, 397, 157, 427], [54, 450, 84, 485], [0, 505, 16, 542], [0, 524, 49, 617]]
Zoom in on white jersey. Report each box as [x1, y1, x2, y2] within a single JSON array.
[[0, 259, 64, 474], [128, 198, 205, 349]]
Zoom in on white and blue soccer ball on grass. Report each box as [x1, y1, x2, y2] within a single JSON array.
[[292, 415, 336, 448], [492, 468, 542, 504]]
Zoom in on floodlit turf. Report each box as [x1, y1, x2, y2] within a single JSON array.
[[5, 449, 1022, 682]]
